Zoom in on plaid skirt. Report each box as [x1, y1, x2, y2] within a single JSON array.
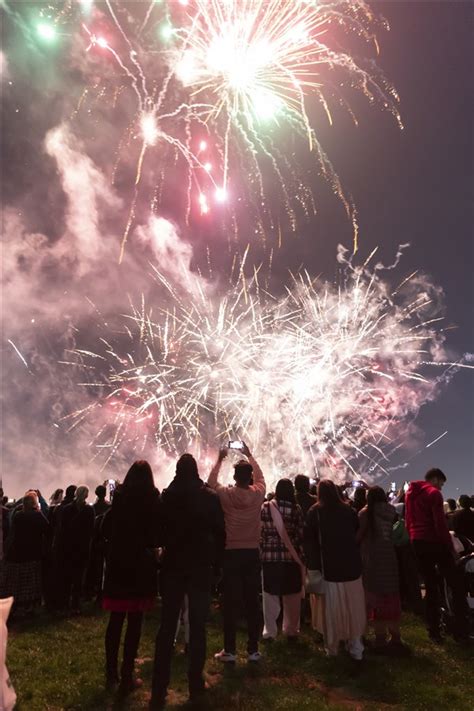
[[0, 560, 42, 605]]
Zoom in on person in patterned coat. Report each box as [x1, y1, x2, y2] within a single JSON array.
[[358, 486, 410, 655], [260, 478, 305, 640]]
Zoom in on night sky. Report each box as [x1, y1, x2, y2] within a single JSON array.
[[1, 1, 473, 498]]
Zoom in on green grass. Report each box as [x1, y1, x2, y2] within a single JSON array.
[[6, 604, 473, 710]]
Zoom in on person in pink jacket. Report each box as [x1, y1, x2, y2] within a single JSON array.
[[208, 442, 266, 662]]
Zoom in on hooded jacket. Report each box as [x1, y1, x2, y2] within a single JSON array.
[[405, 480, 452, 549], [160, 474, 225, 571], [208, 456, 266, 550]]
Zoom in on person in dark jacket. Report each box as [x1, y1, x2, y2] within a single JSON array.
[[452, 495, 474, 542], [85, 485, 111, 601], [55, 486, 94, 614], [305, 479, 366, 660], [1, 489, 10, 557], [445, 498, 457, 531], [1, 492, 49, 615], [102, 461, 161, 695], [50, 484, 76, 530], [150, 453, 225, 709], [405, 468, 468, 643], [294, 475, 316, 516], [93, 485, 111, 517], [352, 486, 367, 513]]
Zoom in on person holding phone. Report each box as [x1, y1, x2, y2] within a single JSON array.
[[208, 442, 266, 663]]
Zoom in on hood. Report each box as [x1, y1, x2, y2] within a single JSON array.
[[162, 476, 204, 509], [407, 480, 438, 501]]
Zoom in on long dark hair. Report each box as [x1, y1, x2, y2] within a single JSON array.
[[275, 478, 296, 505], [117, 460, 158, 505], [366, 485, 387, 534], [317, 479, 344, 508]]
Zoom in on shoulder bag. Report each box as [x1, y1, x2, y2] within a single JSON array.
[[305, 509, 325, 595]]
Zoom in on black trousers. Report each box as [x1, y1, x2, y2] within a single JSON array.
[[105, 611, 143, 681], [151, 568, 211, 702], [413, 540, 468, 638], [61, 557, 88, 610], [222, 549, 262, 654]]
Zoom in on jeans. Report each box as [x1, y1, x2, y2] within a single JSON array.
[[222, 549, 262, 654], [151, 568, 211, 702], [105, 611, 143, 681], [413, 540, 468, 638]]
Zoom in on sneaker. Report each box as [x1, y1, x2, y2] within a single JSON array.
[[247, 651, 262, 662], [214, 650, 236, 663]]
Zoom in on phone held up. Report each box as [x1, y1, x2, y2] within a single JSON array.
[[228, 440, 244, 450], [108, 479, 116, 501]]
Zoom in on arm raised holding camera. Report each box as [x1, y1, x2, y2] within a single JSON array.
[[208, 447, 227, 491], [240, 442, 265, 496]]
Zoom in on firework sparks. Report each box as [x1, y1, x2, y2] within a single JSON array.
[[25, 0, 401, 256], [63, 250, 470, 479]]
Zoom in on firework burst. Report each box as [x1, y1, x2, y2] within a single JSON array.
[[63, 248, 469, 481], [17, 0, 401, 256]]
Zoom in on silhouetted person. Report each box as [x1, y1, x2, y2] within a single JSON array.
[[102, 461, 161, 695], [452, 495, 474, 542], [85, 486, 111, 601], [150, 454, 225, 708], [56, 486, 94, 614], [352, 486, 367, 513], [294, 475, 316, 516], [445, 498, 457, 531], [1, 492, 49, 616], [93, 485, 111, 517]]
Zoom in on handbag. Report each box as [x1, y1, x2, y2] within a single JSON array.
[[305, 509, 325, 595], [392, 518, 409, 547]]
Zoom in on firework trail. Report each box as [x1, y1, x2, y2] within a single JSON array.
[[63, 245, 471, 481], [17, 0, 401, 257]]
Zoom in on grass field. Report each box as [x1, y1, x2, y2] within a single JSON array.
[[6, 603, 473, 711]]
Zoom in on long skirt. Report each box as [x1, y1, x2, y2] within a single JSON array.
[[366, 590, 401, 622], [312, 576, 366, 655]]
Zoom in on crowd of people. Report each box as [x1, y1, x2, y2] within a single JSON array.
[[0, 447, 473, 709]]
